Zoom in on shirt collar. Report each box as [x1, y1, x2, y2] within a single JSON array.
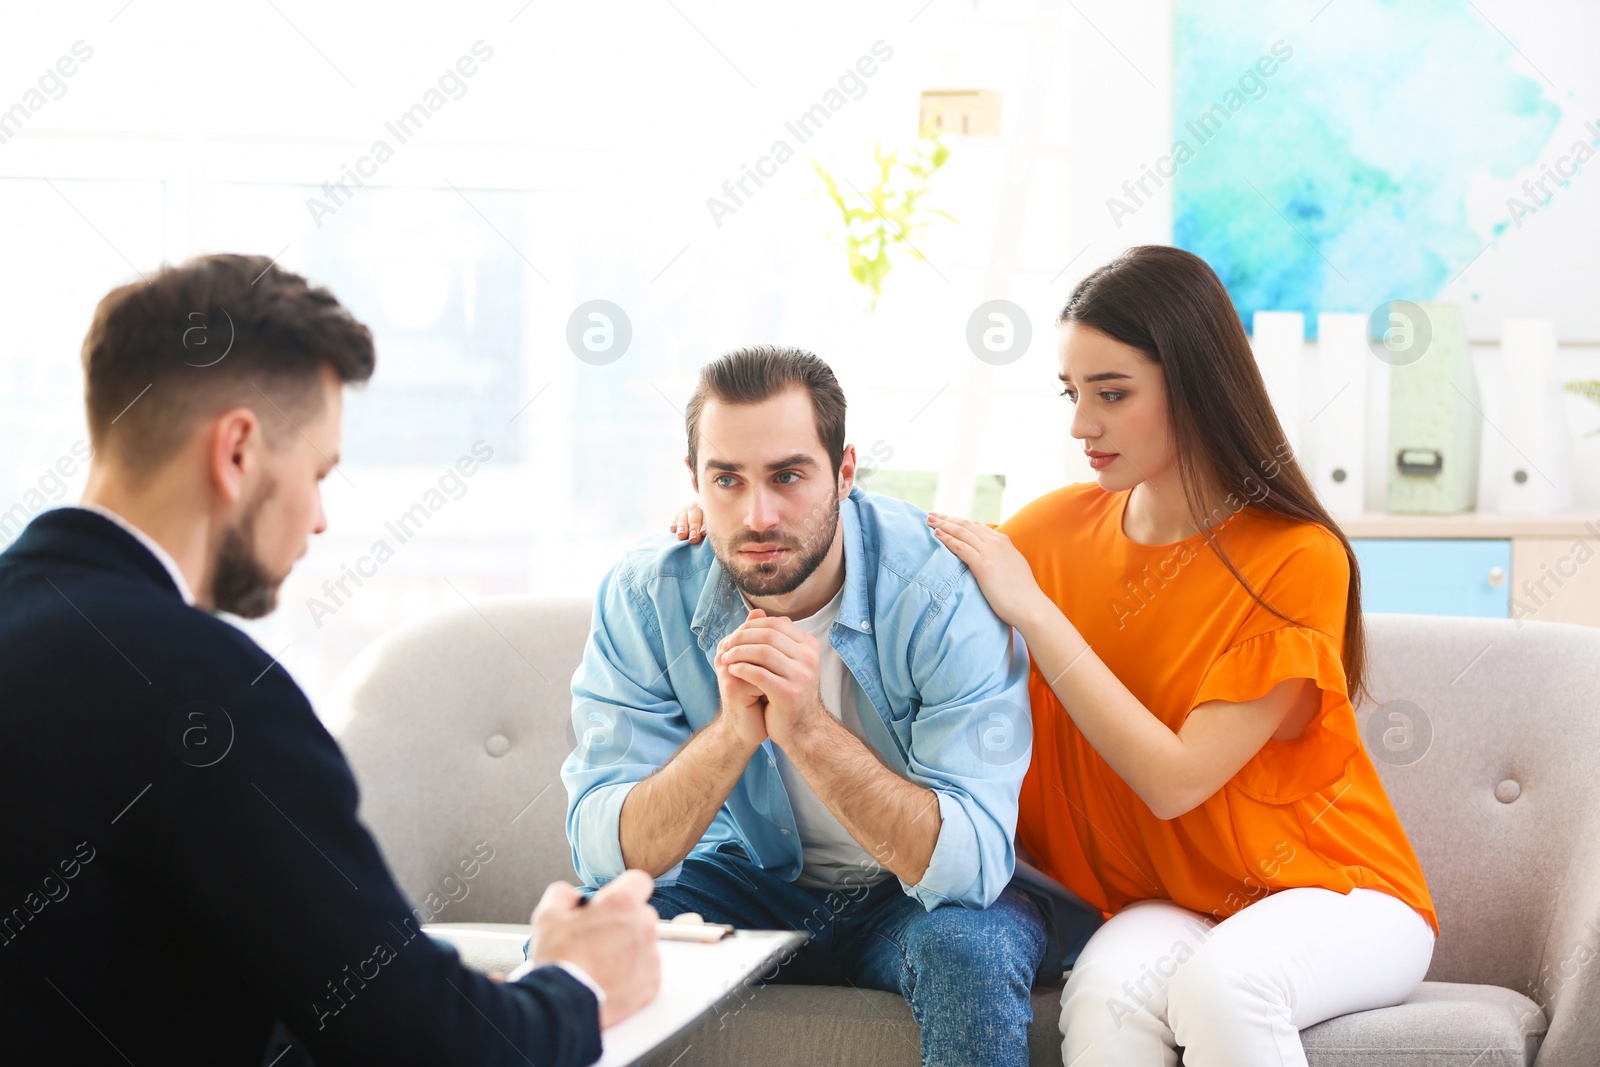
[[74, 502, 197, 606], [835, 487, 872, 633]]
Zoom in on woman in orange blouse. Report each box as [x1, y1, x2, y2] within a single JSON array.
[[926, 246, 1435, 1066]]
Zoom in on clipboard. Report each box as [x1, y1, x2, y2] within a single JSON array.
[[424, 922, 806, 1067], [595, 928, 806, 1067]]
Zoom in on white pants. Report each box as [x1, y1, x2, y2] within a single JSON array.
[[1059, 887, 1434, 1067]]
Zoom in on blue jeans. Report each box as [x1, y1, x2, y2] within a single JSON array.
[[650, 845, 1047, 1067]]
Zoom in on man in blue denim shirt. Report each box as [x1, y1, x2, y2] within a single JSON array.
[[562, 346, 1047, 1066]]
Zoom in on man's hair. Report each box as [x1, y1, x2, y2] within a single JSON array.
[[81, 253, 376, 471], [684, 345, 846, 481]]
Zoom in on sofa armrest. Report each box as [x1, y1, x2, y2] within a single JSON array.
[[425, 922, 531, 976], [1532, 806, 1600, 1067]]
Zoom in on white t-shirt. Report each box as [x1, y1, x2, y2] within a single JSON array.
[[740, 583, 891, 890]]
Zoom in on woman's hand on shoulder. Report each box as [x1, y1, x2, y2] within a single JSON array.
[[670, 501, 706, 543], [925, 511, 1051, 629]]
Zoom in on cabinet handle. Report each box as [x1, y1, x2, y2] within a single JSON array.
[[1487, 565, 1507, 587]]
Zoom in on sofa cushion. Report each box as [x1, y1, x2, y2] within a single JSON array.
[[425, 925, 1547, 1067], [640, 981, 1545, 1067], [334, 598, 597, 927], [1299, 983, 1546, 1067]]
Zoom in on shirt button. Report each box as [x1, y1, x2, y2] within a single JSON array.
[[780, 828, 791, 835], [861, 621, 871, 631]]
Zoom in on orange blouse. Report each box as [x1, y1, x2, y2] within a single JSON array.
[[1002, 483, 1437, 934]]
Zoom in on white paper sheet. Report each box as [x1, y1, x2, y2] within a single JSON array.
[[594, 930, 805, 1067]]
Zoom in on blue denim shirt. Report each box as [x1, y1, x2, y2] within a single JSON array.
[[561, 486, 1033, 911]]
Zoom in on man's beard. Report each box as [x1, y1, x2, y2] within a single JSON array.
[[211, 479, 282, 619], [710, 495, 840, 598]]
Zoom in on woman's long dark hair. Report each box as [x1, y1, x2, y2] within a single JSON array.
[[1059, 244, 1368, 703]]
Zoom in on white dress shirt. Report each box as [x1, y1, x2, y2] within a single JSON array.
[[74, 502, 197, 606]]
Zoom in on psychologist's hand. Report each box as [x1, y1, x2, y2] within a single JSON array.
[[713, 608, 771, 752], [669, 501, 706, 543], [925, 512, 1053, 630], [529, 871, 660, 1029]]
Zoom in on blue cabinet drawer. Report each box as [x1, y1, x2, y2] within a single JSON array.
[[1351, 539, 1511, 618]]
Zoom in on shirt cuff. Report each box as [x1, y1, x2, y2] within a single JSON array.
[[903, 790, 982, 909], [576, 780, 640, 886], [503, 958, 607, 1009]]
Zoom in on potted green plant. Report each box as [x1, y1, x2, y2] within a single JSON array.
[[813, 135, 953, 310], [1566, 380, 1600, 435]]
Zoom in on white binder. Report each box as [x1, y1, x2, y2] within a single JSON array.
[[1312, 312, 1369, 515], [1494, 318, 1573, 514]]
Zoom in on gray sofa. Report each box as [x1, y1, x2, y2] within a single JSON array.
[[329, 600, 1600, 1066]]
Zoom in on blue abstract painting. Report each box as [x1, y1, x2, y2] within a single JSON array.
[[1171, 0, 1564, 338]]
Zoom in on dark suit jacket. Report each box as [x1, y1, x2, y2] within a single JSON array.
[[0, 507, 600, 1066]]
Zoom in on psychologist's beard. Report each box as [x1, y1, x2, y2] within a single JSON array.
[[211, 478, 282, 619]]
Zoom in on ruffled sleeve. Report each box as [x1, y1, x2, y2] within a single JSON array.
[[1190, 625, 1362, 804]]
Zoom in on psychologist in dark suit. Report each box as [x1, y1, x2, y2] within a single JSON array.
[[0, 254, 660, 1066]]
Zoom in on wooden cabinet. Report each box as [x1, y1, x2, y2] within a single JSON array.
[[1339, 514, 1600, 628]]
